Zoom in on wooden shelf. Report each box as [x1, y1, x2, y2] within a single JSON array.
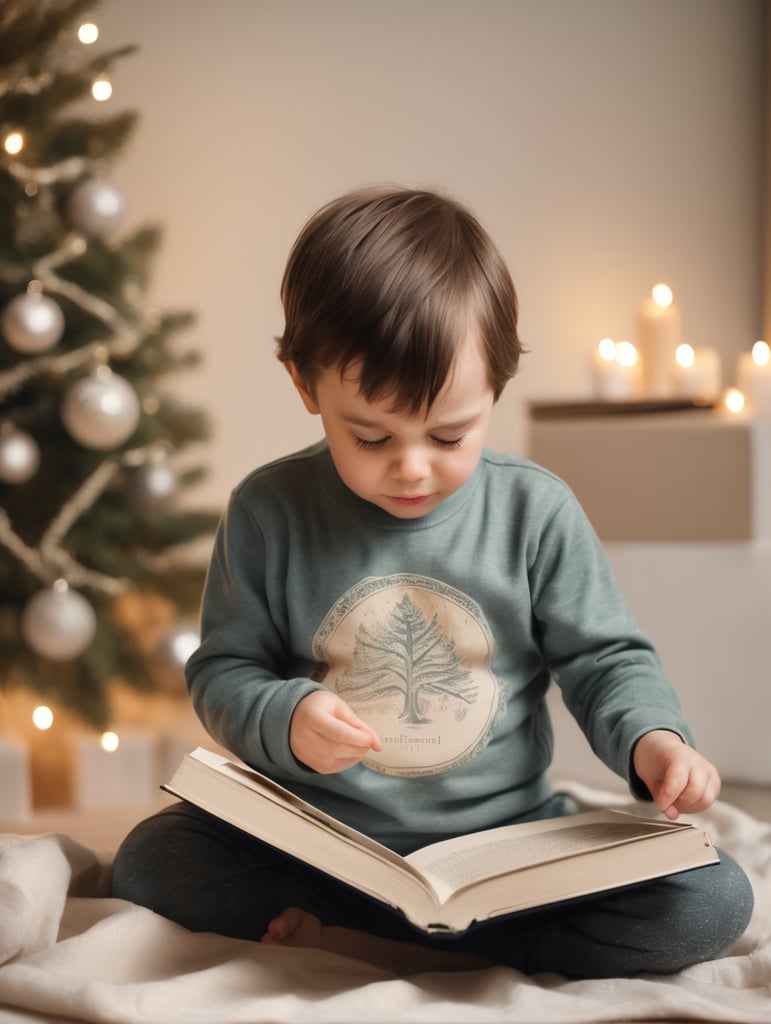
[[528, 408, 771, 542]]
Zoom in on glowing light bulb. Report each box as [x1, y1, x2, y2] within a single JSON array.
[[78, 23, 99, 44], [3, 131, 24, 155], [651, 283, 673, 308], [597, 337, 616, 362], [91, 76, 113, 102], [723, 388, 745, 414], [675, 343, 695, 368], [32, 705, 54, 730], [100, 731, 120, 752], [171, 628, 199, 664], [752, 340, 770, 367], [614, 341, 638, 367]]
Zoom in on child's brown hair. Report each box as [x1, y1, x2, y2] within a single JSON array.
[[277, 185, 522, 413]]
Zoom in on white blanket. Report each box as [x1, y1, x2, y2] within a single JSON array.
[[0, 784, 769, 1024]]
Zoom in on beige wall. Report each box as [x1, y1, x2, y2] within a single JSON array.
[[93, 0, 766, 508], [766, 2, 771, 344]]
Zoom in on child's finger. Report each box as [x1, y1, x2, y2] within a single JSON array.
[[652, 762, 690, 817], [331, 704, 382, 750], [670, 768, 721, 816]]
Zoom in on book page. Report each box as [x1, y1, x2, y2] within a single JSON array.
[[407, 815, 679, 892], [187, 748, 425, 873]]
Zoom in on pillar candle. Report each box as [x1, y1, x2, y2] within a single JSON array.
[[673, 345, 722, 401], [736, 341, 771, 417], [637, 283, 683, 398], [592, 339, 642, 400], [0, 736, 31, 818], [74, 729, 158, 809]]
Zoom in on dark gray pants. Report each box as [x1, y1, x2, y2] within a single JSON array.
[[111, 799, 753, 979]]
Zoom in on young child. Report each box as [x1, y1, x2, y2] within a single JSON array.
[[112, 186, 753, 977]]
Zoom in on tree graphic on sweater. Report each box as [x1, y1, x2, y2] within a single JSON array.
[[337, 593, 478, 724]]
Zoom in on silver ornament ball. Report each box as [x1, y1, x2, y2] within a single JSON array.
[[1, 291, 65, 353], [0, 425, 40, 484], [149, 622, 200, 691], [61, 367, 141, 449], [131, 459, 178, 507], [66, 178, 126, 239], [21, 581, 97, 661]]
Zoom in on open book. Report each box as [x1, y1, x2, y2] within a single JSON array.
[[163, 747, 719, 935]]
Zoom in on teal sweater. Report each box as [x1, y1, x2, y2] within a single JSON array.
[[186, 442, 691, 853]]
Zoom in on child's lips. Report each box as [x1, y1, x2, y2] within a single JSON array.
[[390, 494, 431, 506]]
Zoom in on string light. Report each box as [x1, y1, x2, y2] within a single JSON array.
[[32, 705, 54, 730], [3, 131, 24, 155], [78, 23, 99, 44], [6, 154, 87, 188], [91, 76, 113, 102], [100, 731, 119, 752], [170, 627, 200, 664]]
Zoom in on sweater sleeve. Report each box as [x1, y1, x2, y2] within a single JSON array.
[[528, 490, 693, 796], [184, 491, 325, 776]]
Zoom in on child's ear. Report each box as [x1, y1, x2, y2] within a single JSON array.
[[285, 362, 320, 414]]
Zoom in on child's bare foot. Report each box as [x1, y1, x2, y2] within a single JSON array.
[[261, 906, 490, 974], [262, 906, 322, 947]]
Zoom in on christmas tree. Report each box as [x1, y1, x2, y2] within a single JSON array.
[[0, 0, 219, 729]]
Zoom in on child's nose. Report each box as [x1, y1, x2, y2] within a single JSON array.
[[390, 448, 430, 481]]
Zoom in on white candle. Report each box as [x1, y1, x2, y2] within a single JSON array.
[[592, 338, 642, 400], [673, 344, 722, 400], [637, 283, 683, 398], [74, 729, 158, 809], [0, 736, 31, 817], [736, 341, 771, 417]]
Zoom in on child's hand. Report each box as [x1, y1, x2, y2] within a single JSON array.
[[289, 690, 382, 773], [633, 729, 721, 820]]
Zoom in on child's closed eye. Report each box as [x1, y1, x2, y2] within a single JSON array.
[[431, 435, 465, 449], [354, 436, 389, 450], [353, 434, 466, 450]]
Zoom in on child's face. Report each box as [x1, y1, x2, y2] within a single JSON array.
[[287, 335, 495, 519]]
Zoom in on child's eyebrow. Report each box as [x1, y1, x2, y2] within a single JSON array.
[[340, 414, 384, 430], [429, 415, 479, 434]]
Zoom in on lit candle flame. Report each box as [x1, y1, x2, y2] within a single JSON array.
[[614, 341, 638, 367], [675, 343, 695, 369], [651, 283, 673, 308], [752, 340, 770, 367], [723, 388, 745, 414], [597, 337, 616, 362]]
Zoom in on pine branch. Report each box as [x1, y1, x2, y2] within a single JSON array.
[[42, 110, 138, 163], [1, 45, 138, 122], [0, 0, 101, 72], [38, 44, 138, 107]]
